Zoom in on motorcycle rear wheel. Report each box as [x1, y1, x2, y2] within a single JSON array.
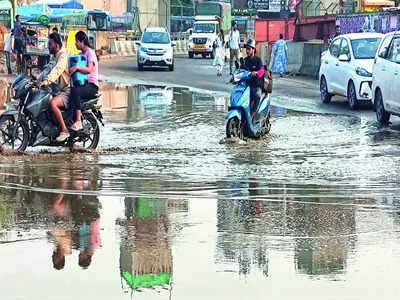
[[0, 115, 29, 152], [226, 117, 242, 139], [69, 112, 100, 150]]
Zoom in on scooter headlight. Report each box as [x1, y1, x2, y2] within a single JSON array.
[[233, 72, 242, 83]]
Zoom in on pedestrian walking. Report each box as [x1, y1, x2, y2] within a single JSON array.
[[4, 29, 13, 74], [12, 15, 24, 74], [215, 30, 225, 77], [272, 34, 288, 77], [229, 21, 241, 75]]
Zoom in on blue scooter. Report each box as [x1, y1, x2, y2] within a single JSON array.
[[225, 69, 271, 139]]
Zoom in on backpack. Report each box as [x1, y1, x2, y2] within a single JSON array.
[[263, 65, 273, 94]]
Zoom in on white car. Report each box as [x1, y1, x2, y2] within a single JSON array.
[[372, 31, 400, 124], [136, 27, 175, 71], [319, 33, 383, 109]]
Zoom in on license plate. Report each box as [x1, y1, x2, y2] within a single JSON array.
[[194, 44, 205, 48]]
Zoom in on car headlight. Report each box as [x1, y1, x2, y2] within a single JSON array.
[[356, 67, 372, 77], [139, 46, 147, 53], [207, 38, 211, 44], [189, 38, 193, 43]]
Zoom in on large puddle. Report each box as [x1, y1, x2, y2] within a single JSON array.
[[1, 82, 400, 299]]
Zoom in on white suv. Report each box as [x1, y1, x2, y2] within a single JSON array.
[[372, 32, 400, 124], [136, 27, 175, 71], [319, 33, 383, 109]]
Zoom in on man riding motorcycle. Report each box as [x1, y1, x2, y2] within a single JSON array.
[[241, 39, 264, 118], [37, 32, 71, 142]]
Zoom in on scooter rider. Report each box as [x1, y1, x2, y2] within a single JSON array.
[[242, 39, 264, 118]]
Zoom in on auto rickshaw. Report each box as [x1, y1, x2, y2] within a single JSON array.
[[21, 21, 50, 75]]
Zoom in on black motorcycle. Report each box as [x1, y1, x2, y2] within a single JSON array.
[[0, 74, 104, 152]]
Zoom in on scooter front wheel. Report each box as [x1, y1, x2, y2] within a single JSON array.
[[226, 117, 242, 139]]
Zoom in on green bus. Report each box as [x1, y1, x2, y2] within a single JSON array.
[[0, 0, 13, 29]]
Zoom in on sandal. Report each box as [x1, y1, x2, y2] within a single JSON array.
[[70, 122, 83, 132]]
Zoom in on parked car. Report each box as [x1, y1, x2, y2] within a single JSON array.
[[319, 33, 383, 109], [136, 27, 175, 71], [372, 31, 400, 124]]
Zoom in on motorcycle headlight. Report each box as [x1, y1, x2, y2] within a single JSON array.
[[356, 67, 372, 77]]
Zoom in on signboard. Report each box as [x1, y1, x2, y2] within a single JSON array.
[[268, 0, 282, 12], [247, 0, 270, 10], [0, 10, 10, 15], [234, 0, 269, 10], [232, 8, 258, 15]]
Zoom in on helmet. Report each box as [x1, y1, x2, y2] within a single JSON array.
[[245, 39, 256, 49]]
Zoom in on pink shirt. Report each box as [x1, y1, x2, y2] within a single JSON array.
[[84, 48, 98, 86]]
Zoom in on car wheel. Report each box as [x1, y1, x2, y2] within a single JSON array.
[[202, 53, 207, 58], [347, 81, 358, 110], [169, 61, 174, 71], [138, 62, 143, 71], [320, 76, 332, 104], [375, 89, 390, 125], [188, 51, 193, 59]]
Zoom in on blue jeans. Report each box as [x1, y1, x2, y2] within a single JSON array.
[[250, 87, 262, 115]]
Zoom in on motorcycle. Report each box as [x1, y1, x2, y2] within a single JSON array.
[[0, 74, 104, 152], [225, 69, 271, 139]]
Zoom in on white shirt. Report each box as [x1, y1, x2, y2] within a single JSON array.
[[229, 29, 240, 50], [4, 34, 12, 52]]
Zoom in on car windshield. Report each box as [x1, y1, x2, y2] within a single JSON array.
[[351, 37, 382, 59], [193, 23, 215, 33], [142, 32, 170, 44]]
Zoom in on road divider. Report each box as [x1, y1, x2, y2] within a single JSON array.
[[111, 40, 137, 57], [174, 39, 188, 55], [111, 39, 190, 57]]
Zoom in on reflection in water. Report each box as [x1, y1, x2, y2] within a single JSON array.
[[216, 181, 357, 279], [118, 197, 188, 292], [99, 82, 228, 123]]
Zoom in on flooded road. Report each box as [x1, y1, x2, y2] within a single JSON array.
[[1, 82, 400, 300]]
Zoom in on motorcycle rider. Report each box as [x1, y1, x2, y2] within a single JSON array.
[[242, 39, 264, 118], [37, 32, 71, 142]]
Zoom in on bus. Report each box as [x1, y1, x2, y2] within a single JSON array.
[[62, 10, 111, 50], [0, 0, 13, 29], [111, 11, 139, 33], [61, 10, 111, 32]]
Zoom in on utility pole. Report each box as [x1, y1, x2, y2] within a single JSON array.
[[11, 0, 17, 18]]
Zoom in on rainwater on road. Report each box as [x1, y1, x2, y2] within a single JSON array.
[[1, 81, 400, 300]]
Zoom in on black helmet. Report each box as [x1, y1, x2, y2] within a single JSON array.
[[245, 39, 256, 49], [232, 20, 237, 27]]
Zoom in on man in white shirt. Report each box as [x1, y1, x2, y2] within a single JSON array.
[[4, 30, 13, 74], [229, 21, 241, 75]]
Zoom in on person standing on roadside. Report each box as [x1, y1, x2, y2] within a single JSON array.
[[215, 29, 225, 77], [329, 25, 341, 44], [272, 33, 288, 77], [4, 29, 13, 74], [12, 15, 24, 74], [229, 21, 241, 75]]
